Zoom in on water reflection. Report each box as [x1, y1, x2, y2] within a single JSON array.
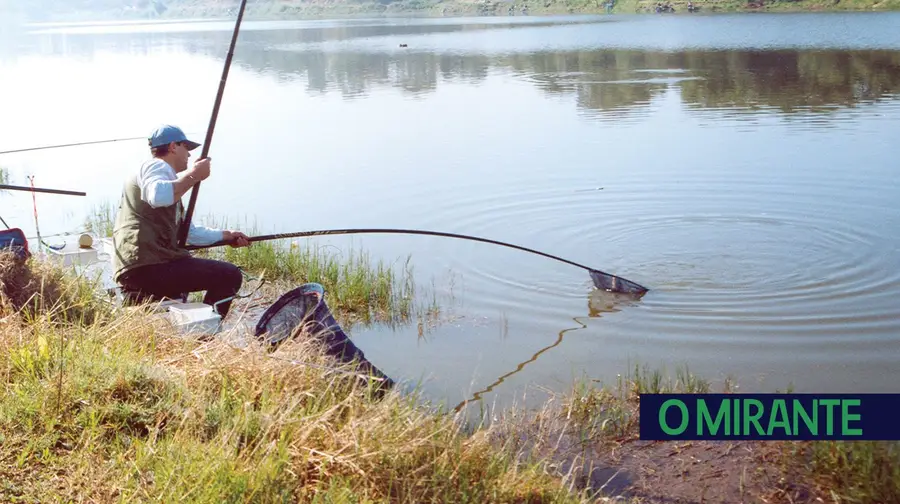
[[11, 24, 900, 120], [452, 319, 576, 413], [587, 288, 641, 318], [453, 288, 637, 413]]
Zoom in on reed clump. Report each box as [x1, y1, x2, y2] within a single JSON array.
[[197, 227, 417, 325], [802, 440, 900, 503]]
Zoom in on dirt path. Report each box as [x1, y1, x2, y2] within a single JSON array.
[[600, 440, 815, 503]]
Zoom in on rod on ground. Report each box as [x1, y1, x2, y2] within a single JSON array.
[[186, 227, 649, 296], [0, 184, 86, 196]]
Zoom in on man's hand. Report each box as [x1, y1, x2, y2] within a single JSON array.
[[223, 230, 251, 248], [173, 157, 211, 200], [188, 157, 211, 182]]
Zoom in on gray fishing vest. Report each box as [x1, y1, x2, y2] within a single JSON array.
[[111, 174, 190, 281]]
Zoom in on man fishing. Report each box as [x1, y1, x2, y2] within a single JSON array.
[[112, 124, 250, 318]]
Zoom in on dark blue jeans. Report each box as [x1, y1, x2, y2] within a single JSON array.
[[118, 257, 243, 317]]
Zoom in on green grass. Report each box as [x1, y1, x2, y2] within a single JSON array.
[[805, 441, 900, 503], [205, 236, 416, 325], [191, 217, 418, 325], [557, 363, 711, 445], [83, 201, 115, 238]]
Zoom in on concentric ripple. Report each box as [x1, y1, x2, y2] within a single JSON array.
[[414, 172, 900, 346]]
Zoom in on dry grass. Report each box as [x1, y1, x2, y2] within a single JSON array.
[[0, 256, 589, 503], [0, 251, 112, 326]]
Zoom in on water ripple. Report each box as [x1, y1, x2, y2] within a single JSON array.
[[418, 175, 900, 346]]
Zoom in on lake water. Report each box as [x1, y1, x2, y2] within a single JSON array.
[[1, 13, 899, 413]]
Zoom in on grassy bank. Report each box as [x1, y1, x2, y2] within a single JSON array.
[[0, 251, 585, 503], [1, 250, 898, 503]]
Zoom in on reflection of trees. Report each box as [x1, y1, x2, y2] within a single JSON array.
[[240, 48, 492, 97], [676, 50, 900, 113], [502, 51, 670, 120], [575, 82, 660, 121], [214, 27, 497, 96], [500, 49, 900, 117], [222, 43, 900, 116], [12, 23, 900, 118]]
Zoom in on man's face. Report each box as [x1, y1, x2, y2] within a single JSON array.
[[170, 141, 191, 172]]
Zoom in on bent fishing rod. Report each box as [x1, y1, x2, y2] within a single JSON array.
[[176, 0, 249, 249], [186, 228, 649, 296]]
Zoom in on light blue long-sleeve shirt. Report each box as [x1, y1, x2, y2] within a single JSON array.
[[137, 158, 223, 246]]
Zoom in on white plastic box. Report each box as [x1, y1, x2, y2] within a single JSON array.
[[43, 241, 100, 266], [164, 302, 222, 336]]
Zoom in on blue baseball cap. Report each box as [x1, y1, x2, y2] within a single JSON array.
[[148, 124, 201, 151]]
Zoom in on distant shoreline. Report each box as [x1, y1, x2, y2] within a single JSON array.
[[10, 0, 900, 25]]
